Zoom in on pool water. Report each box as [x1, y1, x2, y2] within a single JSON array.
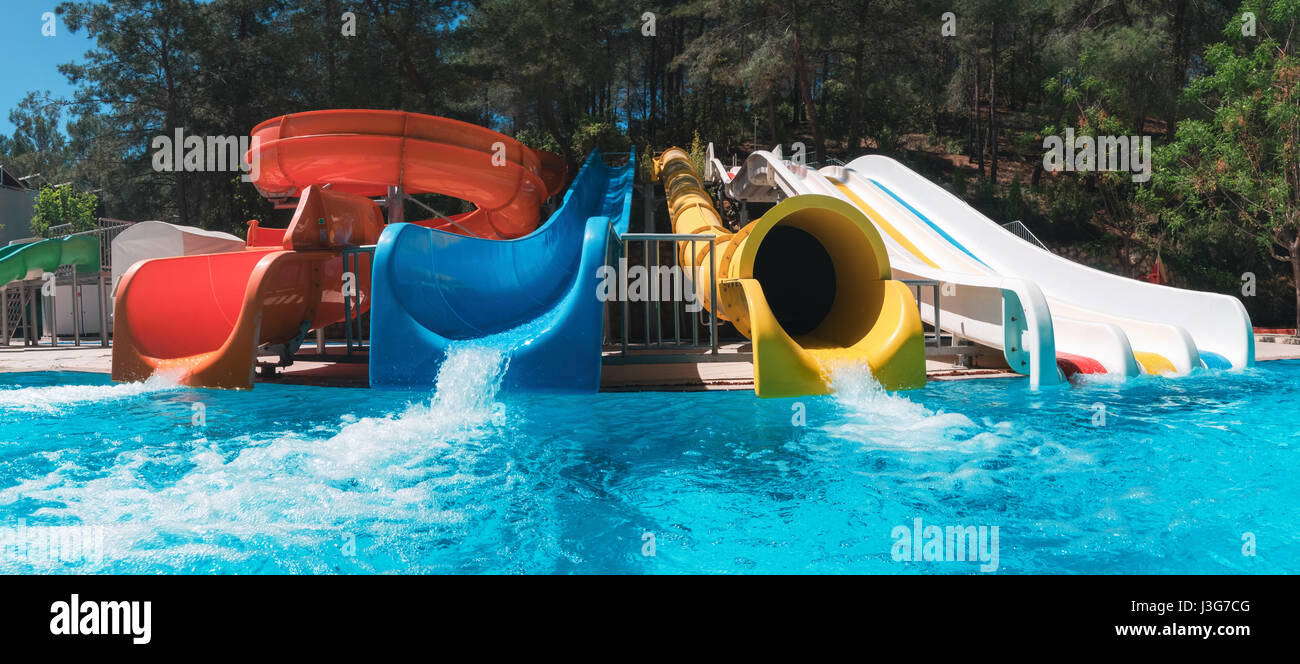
[[0, 351, 1296, 574]]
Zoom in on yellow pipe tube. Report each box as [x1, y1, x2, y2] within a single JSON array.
[[654, 147, 926, 396]]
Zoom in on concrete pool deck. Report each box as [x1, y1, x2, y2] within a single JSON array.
[[2, 338, 1298, 390]]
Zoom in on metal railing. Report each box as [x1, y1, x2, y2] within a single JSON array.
[[329, 240, 965, 362], [50, 218, 136, 270], [604, 227, 723, 363], [900, 279, 946, 348], [1, 281, 36, 346], [341, 245, 376, 356], [1001, 220, 1048, 251], [50, 264, 111, 347], [0, 268, 110, 348], [396, 188, 483, 238]]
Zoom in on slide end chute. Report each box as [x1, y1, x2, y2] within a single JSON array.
[[656, 148, 925, 397]]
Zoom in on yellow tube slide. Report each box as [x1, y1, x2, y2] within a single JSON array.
[[654, 147, 925, 397]]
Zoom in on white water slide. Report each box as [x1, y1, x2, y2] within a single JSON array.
[[719, 147, 1253, 384]]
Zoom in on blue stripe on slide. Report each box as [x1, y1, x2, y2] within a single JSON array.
[[867, 178, 992, 269], [1199, 351, 1233, 370]]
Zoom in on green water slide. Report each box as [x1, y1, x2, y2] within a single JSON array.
[[0, 235, 101, 286]]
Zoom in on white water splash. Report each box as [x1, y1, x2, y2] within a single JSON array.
[[0, 372, 183, 414], [0, 341, 529, 573], [821, 361, 996, 452], [0, 310, 592, 572], [427, 342, 511, 423], [1069, 371, 1131, 387]]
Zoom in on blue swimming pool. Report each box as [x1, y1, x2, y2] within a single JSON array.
[[0, 352, 1296, 574]]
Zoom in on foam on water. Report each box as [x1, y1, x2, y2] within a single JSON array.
[[822, 362, 992, 451], [0, 341, 527, 573], [0, 372, 183, 414]]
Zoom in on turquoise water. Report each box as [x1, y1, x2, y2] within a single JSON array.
[[0, 353, 1296, 574]]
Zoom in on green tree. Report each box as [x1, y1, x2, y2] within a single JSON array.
[[1037, 0, 1231, 273], [1145, 0, 1300, 326], [461, 0, 630, 171], [675, 0, 812, 154], [2, 91, 71, 187], [32, 185, 100, 237]]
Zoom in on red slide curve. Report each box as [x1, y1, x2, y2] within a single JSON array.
[[1056, 352, 1107, 380], [249, 110, 567, 239]]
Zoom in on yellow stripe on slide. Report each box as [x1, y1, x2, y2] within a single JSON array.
[[1133, 351, 1176, 375], [830, 181, 941, 269]]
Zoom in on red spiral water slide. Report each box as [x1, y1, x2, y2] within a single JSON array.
[[112, 110, 567, 388]]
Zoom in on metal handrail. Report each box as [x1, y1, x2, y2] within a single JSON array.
[[51, 218, 136, 271], [1, 267, 110, 349], [899, 279, 944, 348], [338, 230, 723, 362], [341, 244, 377, 355], [605, 221, 624, 250], [607, 231, 719, 360], [1001, 220, 1048, 251], [401, 192, 482, 238]]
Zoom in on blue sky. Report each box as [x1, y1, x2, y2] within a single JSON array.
[[0, 2, 97, 136]]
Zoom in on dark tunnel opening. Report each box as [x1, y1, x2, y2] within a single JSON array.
[[752, 225, 836, 337]]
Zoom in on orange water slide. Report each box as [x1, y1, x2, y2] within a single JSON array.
[[249, 110, 567, 239], [112, 186, 382, 388]]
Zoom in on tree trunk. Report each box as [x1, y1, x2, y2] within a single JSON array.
[[973, 44, 983, 175], [789, 1, 825, 162], [818, 51, 830, 129], [848, 2, 871, 151], [1293, 248, 1300, 332], [538, 82, 575, 175], [363, 0, 434, 106], [988, 20, 999, 183], [326, 0, 337, 102], [1167, 0, 1189, 137], [767, 94, 778, 147], [646, 32, 657, 145], [160, 37, 187, 227], [848, 39, 865, 150]]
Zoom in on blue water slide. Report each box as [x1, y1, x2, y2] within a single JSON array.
[[368, 149, 635, 391]]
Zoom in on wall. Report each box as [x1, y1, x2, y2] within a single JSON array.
[[0, 187, 37, 246]]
